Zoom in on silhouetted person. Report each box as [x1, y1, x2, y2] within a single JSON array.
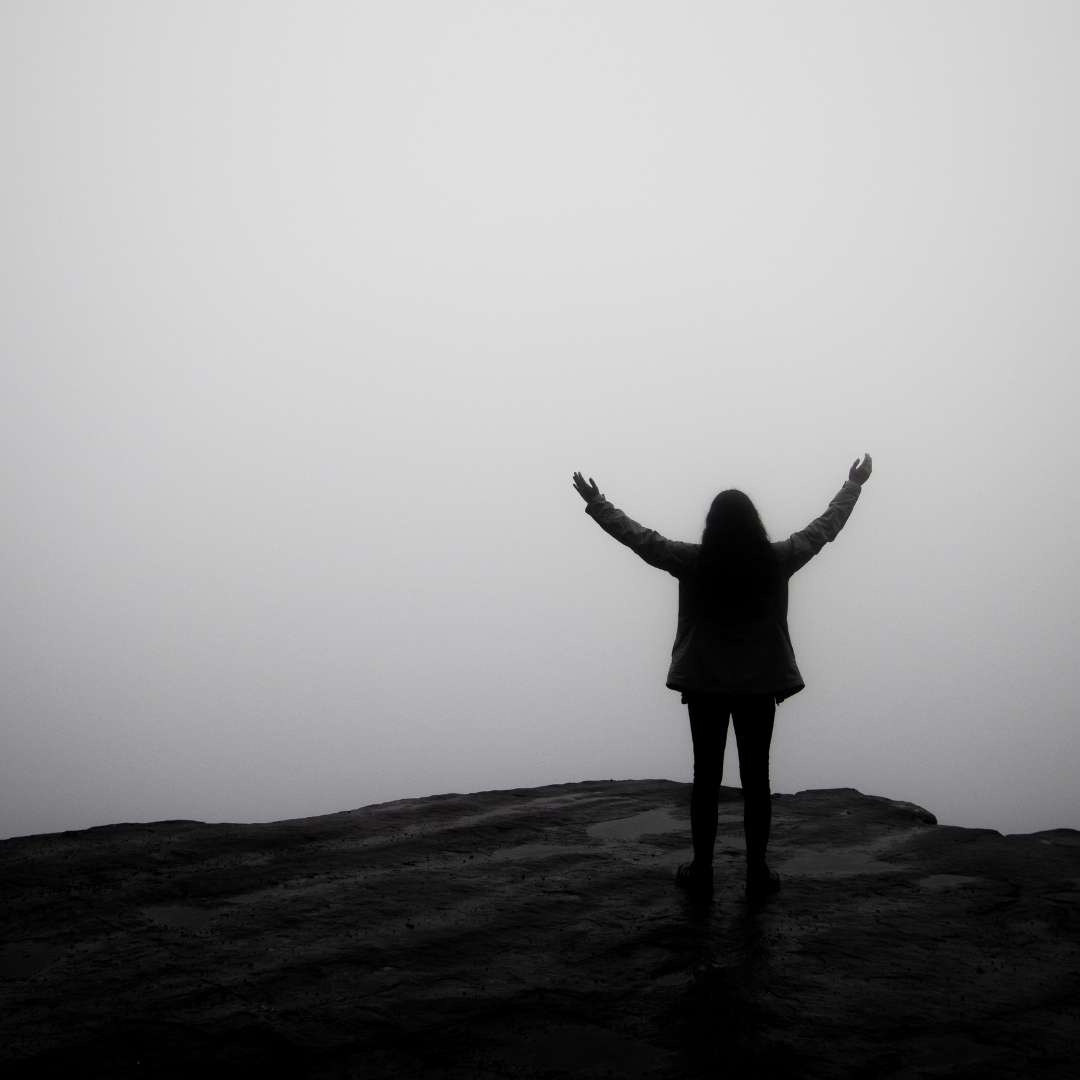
[[573, 455, 872, 900]]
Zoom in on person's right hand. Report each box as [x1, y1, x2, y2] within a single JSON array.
[[572, 472, 603, 503], [849, 454, 873, 485]]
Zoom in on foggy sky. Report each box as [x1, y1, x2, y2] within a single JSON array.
[[2, 2, 1078, 840]]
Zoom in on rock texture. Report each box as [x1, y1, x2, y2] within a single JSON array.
[[1, 780, 1078, 1078]]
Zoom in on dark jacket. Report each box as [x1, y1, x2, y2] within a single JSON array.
[[584, 480, 862, 701]]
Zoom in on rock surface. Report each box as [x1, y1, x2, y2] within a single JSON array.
[[1, 780, 1078, 1078]]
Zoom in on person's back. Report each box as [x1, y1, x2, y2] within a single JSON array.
[[573, 455, 872, 900]]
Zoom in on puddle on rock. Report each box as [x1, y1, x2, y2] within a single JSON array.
[[487, 843, 585, 861], [449, 794, 618, 832], [917, 874, 983, 890], [908, 1033, 993, 1066], [778, 850, 899, 876], [587, 807, 690, 841], [497, 1024, 667, 1078], [0, 943, 64, 978], [142, 905, 219, 929]]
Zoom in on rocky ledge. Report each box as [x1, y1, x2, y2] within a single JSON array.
[[1, 780, 1078, 1078]]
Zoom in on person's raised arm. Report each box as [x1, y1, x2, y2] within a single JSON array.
[[782, 455, 871, 574], [572, 471, 695, 577]]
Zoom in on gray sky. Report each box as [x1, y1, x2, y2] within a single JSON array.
[[2, 2, 1078, 840]]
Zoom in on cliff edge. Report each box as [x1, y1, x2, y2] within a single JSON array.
[[2, 780, 1078, 1078]]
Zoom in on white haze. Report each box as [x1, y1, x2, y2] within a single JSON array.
[[1, 2, 1078, 839]]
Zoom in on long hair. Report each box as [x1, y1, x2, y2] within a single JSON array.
[[694, 489, 778, 621]]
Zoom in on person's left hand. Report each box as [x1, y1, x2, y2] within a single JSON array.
[[572, 472, 603, 503], [849, 454, 873, 485]]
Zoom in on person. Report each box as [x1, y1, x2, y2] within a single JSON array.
[[572, 455, 872, 900]]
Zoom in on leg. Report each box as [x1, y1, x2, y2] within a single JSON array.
[[686, 694, 731, 867], [731, 694, 776, 871]]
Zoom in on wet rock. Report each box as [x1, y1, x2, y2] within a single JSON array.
[[1, 780, 1077, 1077]]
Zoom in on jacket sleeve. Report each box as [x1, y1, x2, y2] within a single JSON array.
[[584, 499, 697, 577], [780, 480, 862, 575]]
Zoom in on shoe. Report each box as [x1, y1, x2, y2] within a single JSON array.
[[745, 864, 781, 901], [675, 862, 714, 896]]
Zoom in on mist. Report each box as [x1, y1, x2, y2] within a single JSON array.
[[2, 2, 1077, 840]]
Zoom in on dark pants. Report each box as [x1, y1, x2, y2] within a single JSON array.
[[686, 693, 776, 869]]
